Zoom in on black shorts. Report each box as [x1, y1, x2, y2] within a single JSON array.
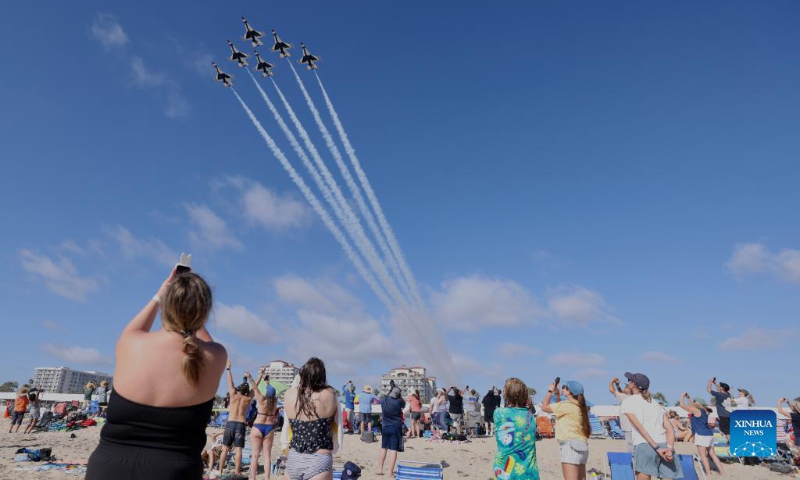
[[411, 412, 421, 421], [11, 411, 25, 425], [718, 416, 731, 435], [381, 425, 404, 452], [360, 413, 372, 424], [222, 421, 246, 448], [485, 410, 495, 423]]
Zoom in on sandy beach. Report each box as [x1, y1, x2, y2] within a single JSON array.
[[1, 425, 793, 479]]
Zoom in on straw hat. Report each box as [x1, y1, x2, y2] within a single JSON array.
[[363, 385, 372, 393], [16, 386, 29, 396], [101, 381, 109, 387]]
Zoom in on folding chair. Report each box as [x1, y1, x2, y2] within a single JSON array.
[[603, 452, 634, 480]]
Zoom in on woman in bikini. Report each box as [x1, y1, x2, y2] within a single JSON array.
[[246, 368, 280, 480]]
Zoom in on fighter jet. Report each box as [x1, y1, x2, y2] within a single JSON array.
[[253, 51, 275, 77], [271, 29, 292, 58], [298, 42, 320, 70], [228, 40, 249, 67], [212, 62, 233, 87], [241, 17, 265, 47]]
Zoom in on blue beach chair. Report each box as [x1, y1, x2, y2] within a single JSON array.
[[604, 452, 634, 480], [678, 453, 706, 480], [395, 460, 443, 479], [608, 419, 625, 439], [589, 413, 606, 438]]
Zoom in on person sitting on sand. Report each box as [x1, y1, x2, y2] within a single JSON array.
[[23, 386, 43, 434], [667, 411, 693, 442], [246, 368, 279, 480], [621, 372, 683, 480], [492, 378, 539, 479], [541, 379, 590, 480], [357, 385, 376, 434], [283, 358, 339, 480], [219, 360, 255, 477], [201, 432, 224, 471], [777, 397, 800, 450], [8, 386, 30, 434], [86, 267, 227, 480], [378, 383, 406, 476], [680, 393, 724, 476]]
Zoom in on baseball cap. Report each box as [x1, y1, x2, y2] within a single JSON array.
[[624, 372, 650, 391], [341, 461, 361, 479], [719, 382, 730, 392], [265, 385, 277, 398], [565, 380, 584, 396]]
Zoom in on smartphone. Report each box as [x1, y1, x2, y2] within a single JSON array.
[[265, 374, 269, 381], [711, 377, 716, 383], [554, 376, 561, 386], [176, 265, 191, 274]]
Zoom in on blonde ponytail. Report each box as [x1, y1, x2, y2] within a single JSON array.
[[642, 390, 652, 403], [182, 334, 204, 387]]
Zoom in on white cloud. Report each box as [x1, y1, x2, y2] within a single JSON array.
[[42, 321, 67, 332], [213, 303, 280, 344], [497, 342, 542, 358], [59, 240, 87, 256], [165, 87, 189, 118], [719, 328, 797, 351], [273, 274, 358, 314], [549, 352, 605, 367], [431, 275, 542, 331], [185, 204, 243, 251], [547, 285, 620, 327], [576, 368, 609, 379], [41, 343, 113, 366], [188, 52, 214, 76], [218, 176, 311, 230], [20, 250, 98, 302], [288, 310, 397, 376], [130, 56, 166, 87], [451, 353, 502, 378], [90, 13, 129, 50], [640, 351, 681, 364], [726, 242, 800, 283], [106, 225, 176, 267]]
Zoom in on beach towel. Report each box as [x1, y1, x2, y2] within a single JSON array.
[[280, 375, 344, 454]]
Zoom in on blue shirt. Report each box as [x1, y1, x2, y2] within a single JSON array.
[[381, 396, 405, 430], [358, 392, 375, 414], [710, 391, 731, 418], [342, 385, 355, 410], [690, 410, 714, 436]]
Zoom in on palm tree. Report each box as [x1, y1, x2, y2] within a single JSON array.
[[528, 387, 537, 403], [652, 392, 668, 406]]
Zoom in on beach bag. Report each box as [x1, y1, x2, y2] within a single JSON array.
[[360, 431, 376, 443]]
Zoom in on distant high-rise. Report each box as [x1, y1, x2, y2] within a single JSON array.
[[380, 366, 436, 403], [33, 367, 113, 394], [265, 360, 300, 385]]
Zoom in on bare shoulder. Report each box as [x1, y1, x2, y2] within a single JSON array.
[[202, 341, 228, 368]]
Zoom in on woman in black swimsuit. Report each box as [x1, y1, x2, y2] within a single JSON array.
[[86, 267, 227, 480], [246, 368, 280, 480]]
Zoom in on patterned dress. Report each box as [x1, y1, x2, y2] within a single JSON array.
[[493, 407, 539, 479]]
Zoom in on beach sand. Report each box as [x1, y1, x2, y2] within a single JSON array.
[[0, 426, 792, 479]]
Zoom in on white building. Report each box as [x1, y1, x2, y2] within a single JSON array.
[[33, 367, 113, 394], [265, 360, 300, 385], [380, 366, 437, 403]]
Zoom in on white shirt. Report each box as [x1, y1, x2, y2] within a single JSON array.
[[614, 391, 632, 432], [621, 394, 667, 446]]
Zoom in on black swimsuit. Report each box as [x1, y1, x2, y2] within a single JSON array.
[[86, 390, 213, 480]]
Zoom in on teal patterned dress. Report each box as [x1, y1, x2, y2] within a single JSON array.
[[493, 407, 539, 479]]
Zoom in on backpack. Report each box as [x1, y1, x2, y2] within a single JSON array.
[[360, 431, 376, 443]]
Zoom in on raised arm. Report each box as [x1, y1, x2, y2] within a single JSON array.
[[777, 398, 791, 418], [707, 378, 715, 394], [679, 393, 699, 416], [247, 371, 265, 403], [225, 359, 235, 395], [609, 377, 621, 396], [122, 269, 175, 336], [541, 381, 558, 413]]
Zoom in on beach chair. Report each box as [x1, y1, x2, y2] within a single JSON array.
[[395, 460, 444, 479], [589, 413, 606, 438], [211, 411, 229, 428], [603, 452, 634, 480], [678, 453, 705, 480], [608, 419, 625, 440], [535, 415, 554, 438], [712, 431, 734, 462], [53, 402, 67, 417]]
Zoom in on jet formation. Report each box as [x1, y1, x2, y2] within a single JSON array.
[[214, 19, 321, 86]]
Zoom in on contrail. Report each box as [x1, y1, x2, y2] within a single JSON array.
[[313, 71, 426, 311], [286, 61, 416, 308], [247, 70, 408, 316], [230, 88, 394, 310]]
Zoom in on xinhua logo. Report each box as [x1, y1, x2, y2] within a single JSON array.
[[730, 409, 777, 457]]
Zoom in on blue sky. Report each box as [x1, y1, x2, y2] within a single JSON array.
[[2, 1, 799, 404]]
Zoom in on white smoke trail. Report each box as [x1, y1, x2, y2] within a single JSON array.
[[230, 88, 394, 310], [286, 61, 416, 308], [247, 71, 408, 316], [313, 72, 426, 311]]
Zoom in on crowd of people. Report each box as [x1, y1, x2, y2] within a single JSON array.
[[7, 265, 800, 480]]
